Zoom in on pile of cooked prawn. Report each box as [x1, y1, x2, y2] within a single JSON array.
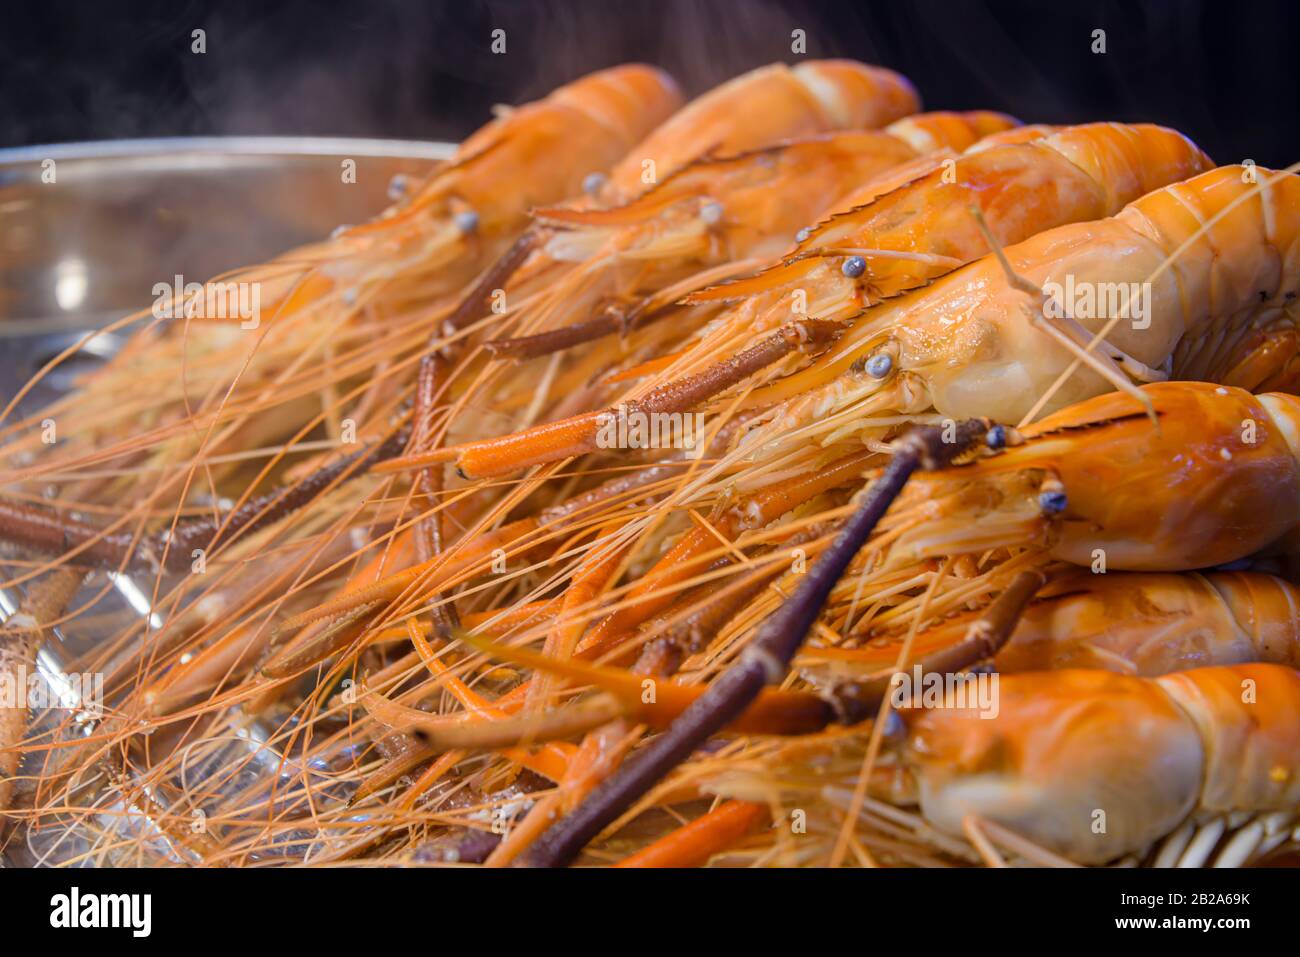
[[3, 60, 1300, 869]]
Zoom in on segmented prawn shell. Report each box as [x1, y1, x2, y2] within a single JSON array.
[[407, 64, 681, 221], [763, 165, 1299, 428], [688, 122, 1209, 308], [1001, 382, 1300, 569], [804, 116, 1051, 215], [881, 110, 1022, 154], [888, 382, 1300, 571], [596, 60, 920, 201], [808, 569, 1300, 677], [905, 663, 1300, 864], [309, 63, 684, 284], [995, 570, 1300, 674], [490, 112, 1021, 357]]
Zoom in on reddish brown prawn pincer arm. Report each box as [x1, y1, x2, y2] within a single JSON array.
[[376, 319, 847, 480], [521, 417, 994, 866]]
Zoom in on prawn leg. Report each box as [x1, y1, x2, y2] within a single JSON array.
[[521, 417, 993, 866], [378, 319, 846, 480]]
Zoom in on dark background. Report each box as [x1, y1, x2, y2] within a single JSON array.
[[2, 0, 1297, 165]]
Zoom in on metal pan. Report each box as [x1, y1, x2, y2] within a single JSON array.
[[0, 137, 455, 865], [0, 136, 455, 411]]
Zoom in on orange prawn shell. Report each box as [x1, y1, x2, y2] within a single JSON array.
[[1211, 570, 1300, 667], [905, 664, 1300, 864], [732, 127, 1215, 415], [540, 131, 924, 257], [756, 163, 1300, 426], [819, 113, 1042, 221], [606, 61, 919, 196], [904, 667, 1204, 864], [332, 63, 682, 269], [801, 569, 1300, 680], [995, 571, 1300, 674], [1005, 382, 1300, 570], [1156, 663, 1300, 814], [803, 122, 1207, 270], [964, 123, 1059, 152], [882, 110, 1020, 155], [424, 64, 683, 226]]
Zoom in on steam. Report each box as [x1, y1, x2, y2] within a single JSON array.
[[3, 1, 1295, 166]]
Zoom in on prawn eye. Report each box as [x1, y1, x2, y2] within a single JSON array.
[[864, 353, 893, 379], [985, 424, 1007, 450], [581, 171, 608, 196], [1038, 490, 1069, 515], [879, 710, 906, 742], [454, 210, 480, 234], [842, 255, 867, 278], [387, 173, 411, 201]]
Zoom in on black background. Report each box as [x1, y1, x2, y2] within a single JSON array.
[[5, 864, 1283, 943], [2, 0, 1298, 166]]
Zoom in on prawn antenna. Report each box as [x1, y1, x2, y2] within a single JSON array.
[[522, 416, 997, 867], [968, 205, 1157, 427], [969, 206, 1040, 297]]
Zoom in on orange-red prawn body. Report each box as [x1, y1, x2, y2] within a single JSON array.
[[903, 663, 1300, 865], [753, 165, 1300, 442], [259, 64, 686, 307], [534, 111, 1021, 269], [489, 113, 1022, 350], [589, 60, 921, 204], [413, 128, 1218, 480], [887, 382, 1300, 572], [803, 569, 1300, 678], [688, 122, 1211, 317], [992, 570, 1300, 674]]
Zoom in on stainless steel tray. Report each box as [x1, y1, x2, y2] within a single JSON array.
[[0, 136, 454, 412], [0, 137, 456, 866]]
